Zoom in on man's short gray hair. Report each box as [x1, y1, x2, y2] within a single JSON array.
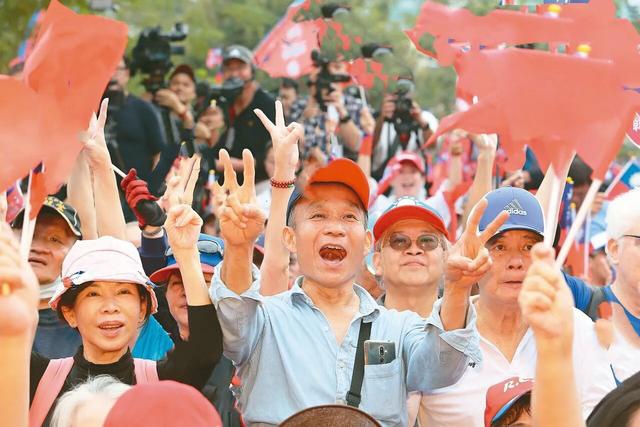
[[50, 375, 131, 427], [605, 188, 640, 240]]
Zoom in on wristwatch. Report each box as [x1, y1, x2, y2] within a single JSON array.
[[339, 114, 352, 124]]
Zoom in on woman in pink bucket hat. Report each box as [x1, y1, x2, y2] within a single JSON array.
[[25, 203, 223, 426]]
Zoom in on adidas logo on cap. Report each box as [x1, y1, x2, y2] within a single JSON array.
[[503, 199, 527, 216]]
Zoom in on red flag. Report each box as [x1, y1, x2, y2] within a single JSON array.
[[348, 58, 388, 89], [5, 181, 24, 223], [411, 0, 640, 179], [254, 1, 320, 78], [0, 0, 127, 213]]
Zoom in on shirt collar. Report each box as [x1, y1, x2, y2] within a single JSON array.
[[290, 277, 381, 322]]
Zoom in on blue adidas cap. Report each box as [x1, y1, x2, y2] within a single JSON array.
[[149, 234, 224, 284], [479, 187, 544, 238]]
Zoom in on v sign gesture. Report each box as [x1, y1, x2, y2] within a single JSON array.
[[211, 149, 266, 247], [254, 100, 304, 182], [445, 198, 510, 291]]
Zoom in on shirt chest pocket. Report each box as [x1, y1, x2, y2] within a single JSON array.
[[361, 358, 405, 424]]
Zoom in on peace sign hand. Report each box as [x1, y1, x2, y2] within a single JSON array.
[[254, 100, 303, 181], [445, 198, 509, 290], [210, 149, 266, 247], [80, 97, 111, 172]]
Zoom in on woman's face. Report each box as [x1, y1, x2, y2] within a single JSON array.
[[62, 282, 147, 361]]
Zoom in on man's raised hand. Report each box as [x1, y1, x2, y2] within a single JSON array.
[[255, 100, 303, 181], [519, 243, 574, 350], [210, 149, 266, 247], [445, 198, 509, 290], [0, 222, 39, 336]]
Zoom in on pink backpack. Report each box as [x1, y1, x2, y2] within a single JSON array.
[[29, 357, 158, 427]]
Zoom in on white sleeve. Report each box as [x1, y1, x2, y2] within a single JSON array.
[[425, 190, 451, 228], [571, 309, 616, 419]]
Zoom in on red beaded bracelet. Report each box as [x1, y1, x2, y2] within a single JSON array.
[[270, 178, 296, 189]]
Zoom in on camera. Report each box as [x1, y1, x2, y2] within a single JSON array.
[[390, 78, 419, 146], [310, 49, 351, 112], [130, 23, 188, 94], [195, 76, 245, 127]]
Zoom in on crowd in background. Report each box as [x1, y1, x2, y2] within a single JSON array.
[[1, 19, 640, 427]]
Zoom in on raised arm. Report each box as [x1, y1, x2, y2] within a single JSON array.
[[66, 152, 98, 239], [80, 98, 127, 239], [519, 244, 584, 427], [0, 222, 39, 427], [461, 134, 497, 226], [442, 198, 509, 330], [211, 149, 266, 295], [254, 101, 303, 295]]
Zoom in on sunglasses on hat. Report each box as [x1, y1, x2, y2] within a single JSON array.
[[165, 240, 224, 258], [384, 233, 441, 252]]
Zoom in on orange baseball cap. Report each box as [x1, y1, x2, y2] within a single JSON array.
[[286, 158, 370, 222]]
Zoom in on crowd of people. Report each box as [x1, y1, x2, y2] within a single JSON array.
[[1, 24, 640, 427]]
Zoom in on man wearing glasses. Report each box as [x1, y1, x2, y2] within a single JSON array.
[[563, 188, 640, 383], [371, 197, 451, 426]]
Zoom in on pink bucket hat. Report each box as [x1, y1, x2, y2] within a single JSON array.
[[50, 236, 158, 313]]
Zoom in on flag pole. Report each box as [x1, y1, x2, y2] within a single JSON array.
[[544, 170, 563, 247], [19, 171, 36, 261], [583, 212, 592, 277], [555, 178, 602, 267]]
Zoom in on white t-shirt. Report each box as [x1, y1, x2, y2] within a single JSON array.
[[418, 308, 616, 427], [608, 326, 640, 383]]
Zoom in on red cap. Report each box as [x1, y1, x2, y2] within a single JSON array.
[[484, 377, 533, 427], [389, 151, 425, 174], [373, 197, 449, 241], [103, 381, 222, 427], [170, 64, 196, 83], [307, 158, 370, 209]]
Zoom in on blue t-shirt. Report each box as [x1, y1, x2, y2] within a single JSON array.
[[564, 273, 640, 337], [132, 315, 174, 360]]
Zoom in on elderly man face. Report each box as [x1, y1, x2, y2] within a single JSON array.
[[374, 219, 446, 289], [478, 230, 542, 306]]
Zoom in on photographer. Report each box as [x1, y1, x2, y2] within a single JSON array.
[[155, 64, 197, 132], [289, 53, 363, 160], [105, 57, 165, 184], [208, 45, 276, 181], [371, 79, 438, 180]]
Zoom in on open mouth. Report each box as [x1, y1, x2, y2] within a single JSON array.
[[28, 257, 47, 267], [319, 244, 347, 263], [98, 321, 125, 337]]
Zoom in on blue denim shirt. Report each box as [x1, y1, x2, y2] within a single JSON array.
[[210, 265, 481, 426]]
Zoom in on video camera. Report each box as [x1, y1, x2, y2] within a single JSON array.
[[130, 23, 188, 94], [195, 76, 245, 126], [310, 49, 351, 112], [390, 78, 419, 146]]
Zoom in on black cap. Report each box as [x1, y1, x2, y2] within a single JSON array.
[[169, 64, 196, 83], [13, 196, 82, 238]]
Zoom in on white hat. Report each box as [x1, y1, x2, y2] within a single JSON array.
[[50, 236, 158, 313]]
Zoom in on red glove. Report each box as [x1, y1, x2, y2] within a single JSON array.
[[120, 169, 166, 228]]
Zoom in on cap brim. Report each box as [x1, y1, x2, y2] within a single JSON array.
[[374, 205, 449, 241], [492, 224, 544, 239], [13, 205, 82, 238], [308, 158, 370, 209], [491, 391, 532, 425], [149, 263, 216, 285]]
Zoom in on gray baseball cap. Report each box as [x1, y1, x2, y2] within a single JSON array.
[[223, 45, 254, 65]]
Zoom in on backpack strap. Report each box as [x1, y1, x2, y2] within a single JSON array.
[[346, 319, 373, 408], [29, 357, 74, 427], [586, 286, 608, 322], [133, 358, 159, 384]]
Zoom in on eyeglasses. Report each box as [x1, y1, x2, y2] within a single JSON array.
[[384, 233, 440, 252], [623, 235, 640, 244], [165, 240, 224, 258]]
